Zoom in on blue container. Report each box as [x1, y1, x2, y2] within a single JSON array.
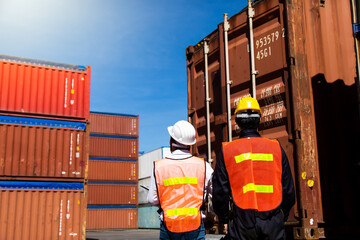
[[138, 205, 160, 229]]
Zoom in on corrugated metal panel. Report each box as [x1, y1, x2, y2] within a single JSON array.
[[86, 207, 138, 230], [89, 135, 138, 158], [0, 181, 86, 240], [0, 55, 91, 120], [138, 177, 150, 205], [138, 147, 170, 179], [186, 0, 360, 238], [89, 112, 139, 136], [0, 116, 87, 179], [138, 205, 160, 229], [88, 159, 137, 181], [87, 183, 137, 205]]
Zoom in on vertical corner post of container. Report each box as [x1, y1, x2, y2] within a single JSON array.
[[203, 39, 213, 163], [224, 13, 232, 142], [284, 0, 324, 239]]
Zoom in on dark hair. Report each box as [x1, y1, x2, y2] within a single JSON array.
[[235, 117, 260, 130]]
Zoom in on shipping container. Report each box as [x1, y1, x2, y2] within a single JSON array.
[[186, 0, 360, 239], [138, 147, 170, 179], [89, 112, 139, 136], [87, 182, 137, 205], [138, 205, 160, 229], [0, 181, 86, 240], [0, 55, 91, 120], [86, 206, 138, 230], [88, 158, 137, 181], [0, 115, 88, 180], [138, 177, 150, 205], [89, 134, 138, 159]]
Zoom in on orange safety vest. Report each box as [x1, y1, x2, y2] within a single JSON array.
[[154, 156, 205, 233], [222, 137, 282, 211]]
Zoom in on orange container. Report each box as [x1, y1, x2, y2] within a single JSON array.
[[0, 181, 86, 240], [86, 206, 137, 230], [89, 135, 138, 158], [87, 183, 137, 205], [0, 55, 91, 120], [88, 159, 137, 181], [90, 112, 139, 136], [0, 115, 88, 180]]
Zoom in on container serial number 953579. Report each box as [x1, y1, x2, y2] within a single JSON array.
[[256, 28, 285, 61]]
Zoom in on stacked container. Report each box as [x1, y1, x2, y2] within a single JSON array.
[[87, 112, 139, 230], [138, 147, 170, 229], [0, 54, 91, 240]]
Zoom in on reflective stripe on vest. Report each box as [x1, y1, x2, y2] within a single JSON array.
[[222, 137, 282, 212], [154, 156, 205, 233], [163, 177, 198, 186]]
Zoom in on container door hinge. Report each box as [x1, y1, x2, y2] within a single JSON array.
[[353, 23, 360, 36], [290, 57, 295, 66], [294, 130, 301, 139]]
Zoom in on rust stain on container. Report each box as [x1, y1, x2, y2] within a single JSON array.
[[88, 159, 137, 181], [87, 183, 137, 205], [0, 181, 86, 240], [86, 207, 138, 230], [0, 55, 91, 120], [90, 112, 139, 136], [90, 135, 138, 159], [186, 0, 359, 238], [0, 116, 88, 180]]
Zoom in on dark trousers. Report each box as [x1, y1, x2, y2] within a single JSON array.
[[229, 212, 285, 240], [159, 222, 205, 240]]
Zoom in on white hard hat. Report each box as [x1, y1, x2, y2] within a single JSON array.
[[167, 120, 196, 146]]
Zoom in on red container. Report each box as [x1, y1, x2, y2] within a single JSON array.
[[90, 112, 139, 136], [0, 116, 88, 180], [0, 55, 91, 120], [90, 135, 138, 158], [0, 181, 86, 240], [86, 207, 138, 230], [87, 183, 137, 205], [88, 159, 137, 181], [186, 0, 359, 238]]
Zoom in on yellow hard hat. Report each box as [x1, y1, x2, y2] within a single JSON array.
[[234, 96, 262, 115]]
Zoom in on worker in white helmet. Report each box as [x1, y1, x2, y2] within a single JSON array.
[[148, 120, 213, 240]]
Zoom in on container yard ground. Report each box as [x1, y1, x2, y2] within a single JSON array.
[[87, 229, 224, 240]]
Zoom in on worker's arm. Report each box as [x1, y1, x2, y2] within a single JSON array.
[[147, 171, 159, 206], [280, 146, 296, 221], [212, 148, 231, 224]]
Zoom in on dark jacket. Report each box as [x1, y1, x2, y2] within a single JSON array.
[[212, 129, 295, 231]]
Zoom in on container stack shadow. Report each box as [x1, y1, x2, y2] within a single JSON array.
[[86, 112, 139, 230], [0, 55, 91, 239]]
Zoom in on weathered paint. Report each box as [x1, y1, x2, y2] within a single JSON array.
[[89, 112, 139, 136], [0, 181, 86, 240], [88, 159, 137, 181], [0, 116, 87, 180], [87, 183, 137, 205], [186, 0, 359, 239], [0, 55, 91, 120], [86, 207, 138, 230]]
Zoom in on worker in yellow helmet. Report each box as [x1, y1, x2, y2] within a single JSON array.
[[212, 96, 295, 240]]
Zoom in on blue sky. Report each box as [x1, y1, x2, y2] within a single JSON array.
[[0, 0, 247, 153]]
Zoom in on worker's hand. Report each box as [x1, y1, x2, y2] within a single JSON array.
[[223, 224, 228, 234]]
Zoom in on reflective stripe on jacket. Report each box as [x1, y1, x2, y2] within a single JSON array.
[[154, 156, 205, 233], [222, 137, 282, 211]]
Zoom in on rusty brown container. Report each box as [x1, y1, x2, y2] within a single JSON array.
[[0, 55, 91, 121], [0, 115, 88, 180], [89, 134, 138, 159], [186, 0, 360, 239], [89, 112, 139, 136], [0, 181, 86, 240], [88, 158, 137, 181], [87, 183, 137, 205], [86, 206, 138, 230]]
